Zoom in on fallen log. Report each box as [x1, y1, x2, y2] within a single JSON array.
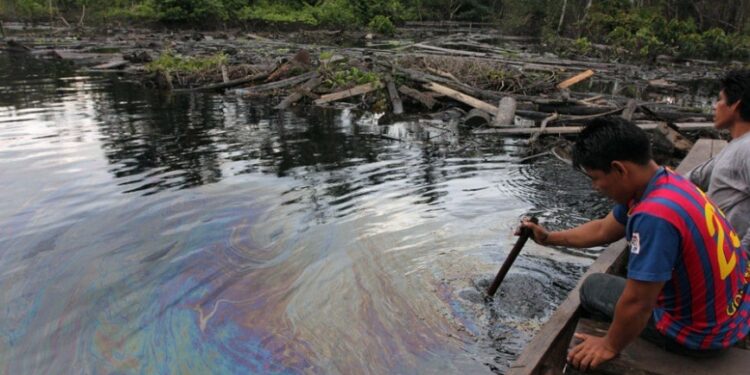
[[398, 85, 436, 109], [472, 122, 714, 135], [423, 82, 498, 114], [235, 71, 316, 96], [385, 75, 403, 115], [314, 81, 381, 105], [493, 97, 517, 127], [92, 59, 128, 70], [175, 71, 271, 93], [274, 73, 321, 109]]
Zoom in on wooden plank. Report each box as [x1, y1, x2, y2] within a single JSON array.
[[567, 319, 750, 375], [558, 69, 595, 89], [423, 82, 498, 114], [314, 82, 380, 105], [472, 122, 714, 135]]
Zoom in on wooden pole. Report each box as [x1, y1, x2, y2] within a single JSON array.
[[486, 217, 538, 298]]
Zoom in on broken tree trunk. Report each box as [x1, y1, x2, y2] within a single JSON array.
[[385, 75, 403, 115], [274, 73, 321, 109], [557, 69, 595, 89], [493, 97, 517, 127], [314, 82, 381, 105], [423, 82, 497, 114], [398, 85, 436, 109], [0, 21, 5, 39]]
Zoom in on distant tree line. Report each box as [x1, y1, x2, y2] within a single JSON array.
[[2, 1, 750, 58]]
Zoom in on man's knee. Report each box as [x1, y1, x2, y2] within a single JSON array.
[[580, 273, 610, 307]]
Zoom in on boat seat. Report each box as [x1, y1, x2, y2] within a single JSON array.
[[565, 318, 750, 375]]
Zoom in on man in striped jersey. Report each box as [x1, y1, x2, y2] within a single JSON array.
[[521, 116, 749, 371]]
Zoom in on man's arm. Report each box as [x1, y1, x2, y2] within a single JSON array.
[[521, 211, 625, 248], [568, 279, 664, 371], [687, 157, 715, 191], [742, 229, 750, 252]]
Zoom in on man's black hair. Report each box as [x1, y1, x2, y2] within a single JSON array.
[[572, 116, 652, 173], [720, 70, 750, 121]]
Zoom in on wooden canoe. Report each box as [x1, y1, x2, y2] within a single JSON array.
[[507, 139, 744, 375]]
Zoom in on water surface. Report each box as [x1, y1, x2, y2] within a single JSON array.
[[0, 52, 607, 374]]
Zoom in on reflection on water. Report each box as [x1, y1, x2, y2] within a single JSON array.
[[0, 53, 607, 374]]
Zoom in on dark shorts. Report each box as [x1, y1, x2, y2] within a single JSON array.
[[579, 273, 726, 358]]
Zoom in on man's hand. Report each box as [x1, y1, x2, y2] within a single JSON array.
[[516, 218, 551, 245], [567, 333, 618, 372]]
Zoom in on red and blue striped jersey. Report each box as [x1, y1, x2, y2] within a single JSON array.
[[613, 168, 750, 350]]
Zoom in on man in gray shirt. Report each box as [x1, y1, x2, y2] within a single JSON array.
[[688, 70, 750, 251]]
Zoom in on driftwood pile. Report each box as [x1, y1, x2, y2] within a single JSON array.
[[2, 25, 720, 157]]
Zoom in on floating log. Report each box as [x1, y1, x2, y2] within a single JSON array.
[[557, 69, 594, 89], [423, 82, 497, 114], [493, 97, 517, 127], [314, 81, 380, 105], [398, 85, 436, 109], [385, 75, 403, 115], [52, 50, 120, 66], [473, 122, 714, 135], [274, 73, 321, 109]]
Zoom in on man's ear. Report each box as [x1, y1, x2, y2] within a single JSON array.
[[731, 99, 743, 118], [610, 161, 627, 176]]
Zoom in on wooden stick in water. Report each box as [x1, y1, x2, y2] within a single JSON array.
[[486, 217, 539, 297]]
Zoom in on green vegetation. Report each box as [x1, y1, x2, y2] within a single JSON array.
[[4, 1, 750, 61], [146, 51, 228, 74], [368, 15, 395, 35]]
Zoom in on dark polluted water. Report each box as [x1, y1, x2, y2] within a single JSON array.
[[0, 52, 610, 374]]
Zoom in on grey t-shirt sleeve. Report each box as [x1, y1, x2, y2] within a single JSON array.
[[687, 157, 714, 191]]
